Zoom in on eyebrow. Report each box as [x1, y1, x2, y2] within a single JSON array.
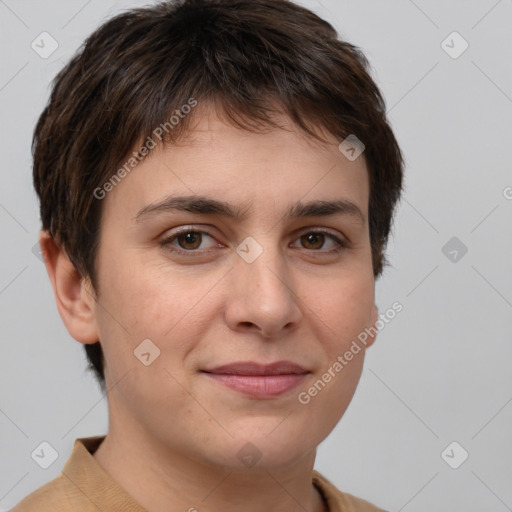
[[134, 195, 365, 225]]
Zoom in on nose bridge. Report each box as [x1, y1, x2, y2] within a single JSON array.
[[238, 233, 293, 300], [226, 232, 302, 336]]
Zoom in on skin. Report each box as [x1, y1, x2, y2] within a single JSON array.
[[41, 103, 379, 512]]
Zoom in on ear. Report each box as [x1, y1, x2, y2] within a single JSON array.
[[39, 230, 99, 345], [365, 304, 379, 348]]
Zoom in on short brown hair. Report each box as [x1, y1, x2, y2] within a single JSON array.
[[33, 0, 404, 392]]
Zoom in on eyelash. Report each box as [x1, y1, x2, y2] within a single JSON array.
[[159, 228, 349, 257]]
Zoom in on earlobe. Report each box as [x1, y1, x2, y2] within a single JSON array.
[[39, 230, 99, 345]]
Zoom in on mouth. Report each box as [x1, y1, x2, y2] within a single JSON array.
[[202, 360, 309, 376], [201, 361, 310, 398]]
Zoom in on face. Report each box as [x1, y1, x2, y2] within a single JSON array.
[[88, 104, 378, 470]]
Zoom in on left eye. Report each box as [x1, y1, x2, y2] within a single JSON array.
[[292, 231, 346, 251]]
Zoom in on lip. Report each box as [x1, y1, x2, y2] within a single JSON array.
[[201, 361, 309, 398], [203, 360, 308, 376]]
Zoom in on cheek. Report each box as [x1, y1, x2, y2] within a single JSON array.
[[294, 341, 365, 447], [304, 270, 374, 350], [99, 252, 208, 328], [94, 256, 223, 375], [298, 270, 373, 429]]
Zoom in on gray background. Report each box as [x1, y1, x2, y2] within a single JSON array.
[[1, 0, 511, 510]]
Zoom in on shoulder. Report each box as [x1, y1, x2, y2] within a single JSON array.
[[338, 491, 388, 512], [9, 475, 73, 511], [312, 470, 388, 512]]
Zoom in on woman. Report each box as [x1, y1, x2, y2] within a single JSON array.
[[13, 0, 403, 510]]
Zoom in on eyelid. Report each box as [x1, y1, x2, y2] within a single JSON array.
[[295, 226, 346, 240], [160, 226, 221, 250], [292, 227, 349, 251]]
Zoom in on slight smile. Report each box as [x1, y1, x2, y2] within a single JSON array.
[[201, 361, 310, 398]]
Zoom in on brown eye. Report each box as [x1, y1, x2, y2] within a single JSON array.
[[300, 233, 325, 250], [291, 230, 348, 254], [160, 229, 219, 255], [176, 232, 202, 250]]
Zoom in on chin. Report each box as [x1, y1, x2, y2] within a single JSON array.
[[217, 426, 314, 470]]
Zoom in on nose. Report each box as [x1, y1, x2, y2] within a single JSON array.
[[224, 238, 303, 339]]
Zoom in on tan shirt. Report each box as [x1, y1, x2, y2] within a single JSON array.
[[11, 436, 386, 512]]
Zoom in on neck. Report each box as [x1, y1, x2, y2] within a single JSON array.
[[93, 423, 327, 512]]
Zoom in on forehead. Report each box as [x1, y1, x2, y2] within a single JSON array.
[[100, 106, 369, 225]]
